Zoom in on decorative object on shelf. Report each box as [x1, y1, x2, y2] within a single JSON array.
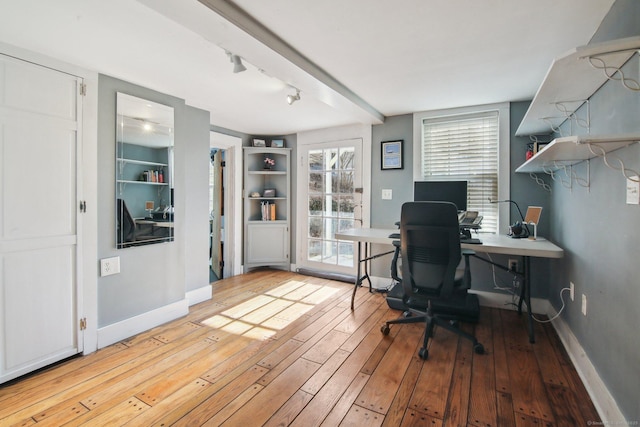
[[264, 156, 275, 169], [271, 139, 285, 148], [252, 138, 266, 147], [263, 188, 276, 197], [249, 191, 261, 198], [381, 140, 403, 170]]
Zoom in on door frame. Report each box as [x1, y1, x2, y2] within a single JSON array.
[[210, 131, 243, 277], [295, 124, 372, 274]]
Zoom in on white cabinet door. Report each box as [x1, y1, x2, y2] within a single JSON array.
[[247, 223, 288, 265], [0, 54, 82, 383]]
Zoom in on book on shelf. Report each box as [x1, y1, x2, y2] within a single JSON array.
[[261, 201, 277, 221]]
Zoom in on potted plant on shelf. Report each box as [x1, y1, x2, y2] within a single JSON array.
[[264, 157, 275, 170]]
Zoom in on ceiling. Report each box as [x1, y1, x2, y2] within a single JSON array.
[[0, 0, 616, 135]]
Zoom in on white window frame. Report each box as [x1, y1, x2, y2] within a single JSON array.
[[412, 102, 510, 234]]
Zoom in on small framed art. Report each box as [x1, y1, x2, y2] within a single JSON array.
[[381, 140, 403, 170], [252, 138, 266, 147], [271, 139, 285, 148]]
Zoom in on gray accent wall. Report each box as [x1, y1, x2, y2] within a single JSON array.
[[97, 75, 210, 328], [368, 106, 555, 298], [549, 0, 640, 421]]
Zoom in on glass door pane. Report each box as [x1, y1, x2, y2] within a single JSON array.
[[307, 145, 358, 268]]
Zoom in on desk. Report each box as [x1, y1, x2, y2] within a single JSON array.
[[336, 228, 564, 343]]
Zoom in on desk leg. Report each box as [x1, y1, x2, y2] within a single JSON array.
[[351, 241, 362, 310], [517, 256, 535, 343]]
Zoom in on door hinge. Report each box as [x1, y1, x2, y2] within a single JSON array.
[[80, 200, 87, 213], [79, 83, 87, 96], [80, 318, 87, 330]]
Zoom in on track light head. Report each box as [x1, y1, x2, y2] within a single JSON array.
[[231, 54, 246, 73], [287, 89, 301, 105]]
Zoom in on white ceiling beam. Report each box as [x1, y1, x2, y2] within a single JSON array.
[[197, 0, 385, 124]]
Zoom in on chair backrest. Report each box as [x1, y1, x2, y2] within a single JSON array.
[[400, 201, 461, 298], [116, 198, 135, 243]]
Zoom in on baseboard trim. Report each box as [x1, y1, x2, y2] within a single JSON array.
[[97, 299, 189, 349], [186, 285, 212, 306], [547, 308, 624, 423]]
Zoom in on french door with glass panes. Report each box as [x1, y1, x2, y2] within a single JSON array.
[[299, 139, 363, 275]]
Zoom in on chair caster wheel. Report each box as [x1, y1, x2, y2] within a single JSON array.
[[402, 311, 412, 318], [418, 347, 428, 360], [474, 343, 485, 354], [381, 325, 390, 335]]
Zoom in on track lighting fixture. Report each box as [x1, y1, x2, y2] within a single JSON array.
[[231, 54, 246, 73], [286, 89, 301, 105], [226, 51, 247, 73]]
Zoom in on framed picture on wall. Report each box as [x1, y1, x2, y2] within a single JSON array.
[[381, 140, 403, 170]]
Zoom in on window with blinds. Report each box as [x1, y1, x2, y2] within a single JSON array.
[[420, 110, 499, 233]]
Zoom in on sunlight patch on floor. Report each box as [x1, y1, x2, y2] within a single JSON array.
[[201, 279, 343, 341]]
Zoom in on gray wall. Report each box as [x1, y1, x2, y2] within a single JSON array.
[[97, 75, 209, 327], [549, 0, 640, 421], [184, 106, 212, 293], [368, 106, 554, 297]]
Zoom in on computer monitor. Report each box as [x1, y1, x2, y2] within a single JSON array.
[[413, 180, 468, 212]]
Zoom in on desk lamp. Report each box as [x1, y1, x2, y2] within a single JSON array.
[[488, 198, 530, 238], [524, 206, 543, 240]]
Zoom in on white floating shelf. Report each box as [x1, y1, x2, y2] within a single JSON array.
[[515, 134, 640, 173], [516, 36, 640, 136]]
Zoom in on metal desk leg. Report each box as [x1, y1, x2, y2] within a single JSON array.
[[351, 241, 362, 310], [517, 255, 535, 343]]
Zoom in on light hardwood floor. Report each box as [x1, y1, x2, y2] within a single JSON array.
[[0, 269, 600, 426]]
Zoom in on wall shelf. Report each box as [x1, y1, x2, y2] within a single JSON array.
[[117, 158, 168, 168], [516, 36, 640, 136], [516, 134, 640, 173], [117, 179, 169, 186]]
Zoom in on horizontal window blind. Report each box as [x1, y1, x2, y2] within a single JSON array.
[[421, 111, 499, 233]]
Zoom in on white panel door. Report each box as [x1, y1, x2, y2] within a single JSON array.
[[0, 54, 82, 383]]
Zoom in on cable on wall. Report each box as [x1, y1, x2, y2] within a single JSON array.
[[532, 287, 571, 323]]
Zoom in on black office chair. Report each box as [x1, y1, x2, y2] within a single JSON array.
[[381, 201, 484, 360], [117, 199, 158, 246]]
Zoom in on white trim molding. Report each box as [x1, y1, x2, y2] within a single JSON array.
[[97, 299, 189, 348], [186, 285, 213, 306]]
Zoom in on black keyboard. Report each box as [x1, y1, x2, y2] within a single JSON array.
[[460, 238, 482, 244]]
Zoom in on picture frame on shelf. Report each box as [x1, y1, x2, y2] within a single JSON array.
[[252, 138, 266, 147], [381, 140, 403, 170], [263, 188, 276, 197], [271, 139, 285, 148]]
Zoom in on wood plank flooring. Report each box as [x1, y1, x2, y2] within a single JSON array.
[[0, 269, 601, 426]]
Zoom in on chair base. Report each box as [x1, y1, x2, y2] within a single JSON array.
[[385, 282, 406, 311], [381, 294, 484, 360]]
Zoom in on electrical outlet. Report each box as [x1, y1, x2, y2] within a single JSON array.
[[100, 256, 121, 277], [569, 282, 575, 301], [381, 189, 392, 200], [581, 293, 587, 316], [508, 258, 519, 272]]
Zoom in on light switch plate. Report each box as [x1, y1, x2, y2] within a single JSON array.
[[382, 189, 392, 200]]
